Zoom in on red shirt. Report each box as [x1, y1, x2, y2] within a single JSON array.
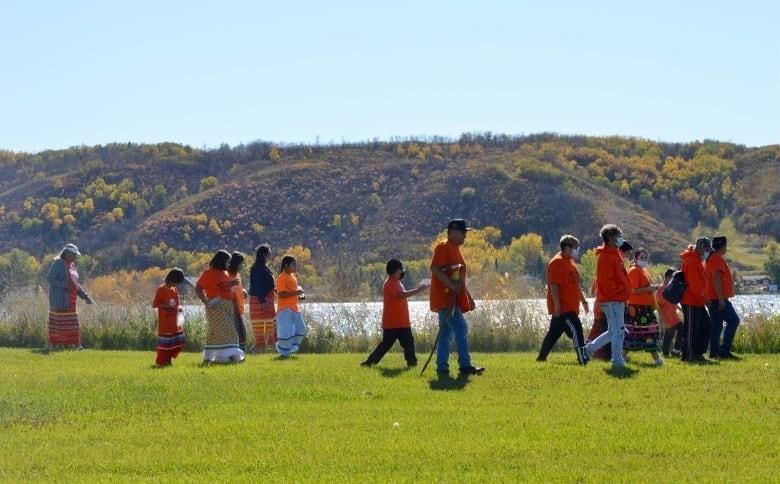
[[152, 285, 179, 334], [706, 252, 735, 300], [382, 277, 411, 329], [546, 252, 582, 314], [429, 240, 472, 313]]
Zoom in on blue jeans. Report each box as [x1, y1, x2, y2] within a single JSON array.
[[586, 301, 626, 366], [436, 307, 472, 372], [707, 299, 740, 356]]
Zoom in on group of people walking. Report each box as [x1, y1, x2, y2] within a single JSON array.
[[45, 218, 741, 373], [536, 224, 741, 369]]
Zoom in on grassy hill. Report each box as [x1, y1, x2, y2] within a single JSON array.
[[0, 135, 777, 274]]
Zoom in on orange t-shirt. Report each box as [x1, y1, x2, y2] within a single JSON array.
[[627, 266, 656, 306], [706, 252, 735, 300], [680, 247, 707, 306], [276, 271, 300, 313], [382, 277, 411, 329], [231, 274, 245, 312], [152, 285, 179, 334], [545, 252, 582, 314], [197, 267, 234, 300], [655, 284, 681, 328], [429, 240, 472, 313]]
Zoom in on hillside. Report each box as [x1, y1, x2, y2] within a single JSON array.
[[0, 134, 777, 273]]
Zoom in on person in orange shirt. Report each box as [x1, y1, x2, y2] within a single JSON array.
[[706, 236, 741, 359], [625, 248, 664, 365], [679, 236, 713, 362], [537, 235, 590, 364], [583, 224, 632, 369], [195, 250, 245, 363], [586, 240, 634, 361], [275, 255, 307, 357], [360, 259, 428, 368], [228, 251, 248, 352], [429, 219, 484, 376], [152, 268, 186, 367], [656, 268, 683, 357]]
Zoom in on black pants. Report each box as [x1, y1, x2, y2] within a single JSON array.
[[234, 313, 247, 351], [365, 328, 417, 365], [662, 322, 683, 356], [681, 304, 711, 360], [537, 313, 585, 362]]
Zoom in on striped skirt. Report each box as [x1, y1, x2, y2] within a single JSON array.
[[249, 294, 276, 351], [625, 304, 660, 352], [48, 309, 81, 347], [156, 331, 186, 365]]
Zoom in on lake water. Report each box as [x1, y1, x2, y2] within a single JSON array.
[[258, 294, 780, 336]]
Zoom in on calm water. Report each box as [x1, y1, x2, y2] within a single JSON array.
[[172, 294, 778, 336], [289, 294, 780, 335]]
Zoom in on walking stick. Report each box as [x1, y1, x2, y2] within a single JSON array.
[[421, 293, 458, 376]]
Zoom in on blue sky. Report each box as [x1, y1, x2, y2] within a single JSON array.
[[1, 0, 778, 153]]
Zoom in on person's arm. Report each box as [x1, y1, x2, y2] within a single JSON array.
[[431, 264, 462, 293], [712, 269, 725, 310], [46, 260, 68, 289], [579, 288, 589, 314], [195, 283, 207, 305], [397, 283, 429, 299], [550, 283, 562, 317]]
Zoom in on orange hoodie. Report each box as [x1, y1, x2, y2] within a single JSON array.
[[680, 245, 707, 306], [594, 244, 632, 303]]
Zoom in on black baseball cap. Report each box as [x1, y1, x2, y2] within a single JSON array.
[[447, 219, 472, 232]]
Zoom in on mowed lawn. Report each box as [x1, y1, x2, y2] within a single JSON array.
[[1, 348, 777, 482]]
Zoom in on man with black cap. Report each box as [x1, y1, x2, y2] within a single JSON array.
[[679, 236, 713, 362], [706, 236, 741, 359], [428, 219, 484, 376]]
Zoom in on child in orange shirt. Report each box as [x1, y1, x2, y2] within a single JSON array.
[[275, 255, 307, 357], [152, 268, 186, 367], [361, 259, 428, 368], [656, 268, 683, 357]]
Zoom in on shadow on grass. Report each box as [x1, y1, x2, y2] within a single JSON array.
[[378, 366, 411, 378], [427, 372, 469, 391], [604, 366, 639, 378]]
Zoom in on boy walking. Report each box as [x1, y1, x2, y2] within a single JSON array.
[[537, 235, 590, 364], [361, 259, 428, 367]]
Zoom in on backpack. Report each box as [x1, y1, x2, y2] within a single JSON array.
[[662, 271, 687, 304]]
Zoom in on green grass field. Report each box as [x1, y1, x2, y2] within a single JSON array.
[[1, 349, 778, 482]]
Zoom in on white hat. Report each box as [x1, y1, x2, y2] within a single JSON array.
[[62, 243, 81, 256]]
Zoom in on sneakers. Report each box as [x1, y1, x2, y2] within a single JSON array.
[[719, 352, 741, 360], [458, 366, 485, 376], [360, 360, 374, 367], [654, 356, 665, 366], [671, 349, 682, 357]]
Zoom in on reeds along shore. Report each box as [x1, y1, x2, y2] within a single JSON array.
[[1, 288, 778, 353]]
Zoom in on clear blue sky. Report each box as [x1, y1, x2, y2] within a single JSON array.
[[1, 0, 778, 153]]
